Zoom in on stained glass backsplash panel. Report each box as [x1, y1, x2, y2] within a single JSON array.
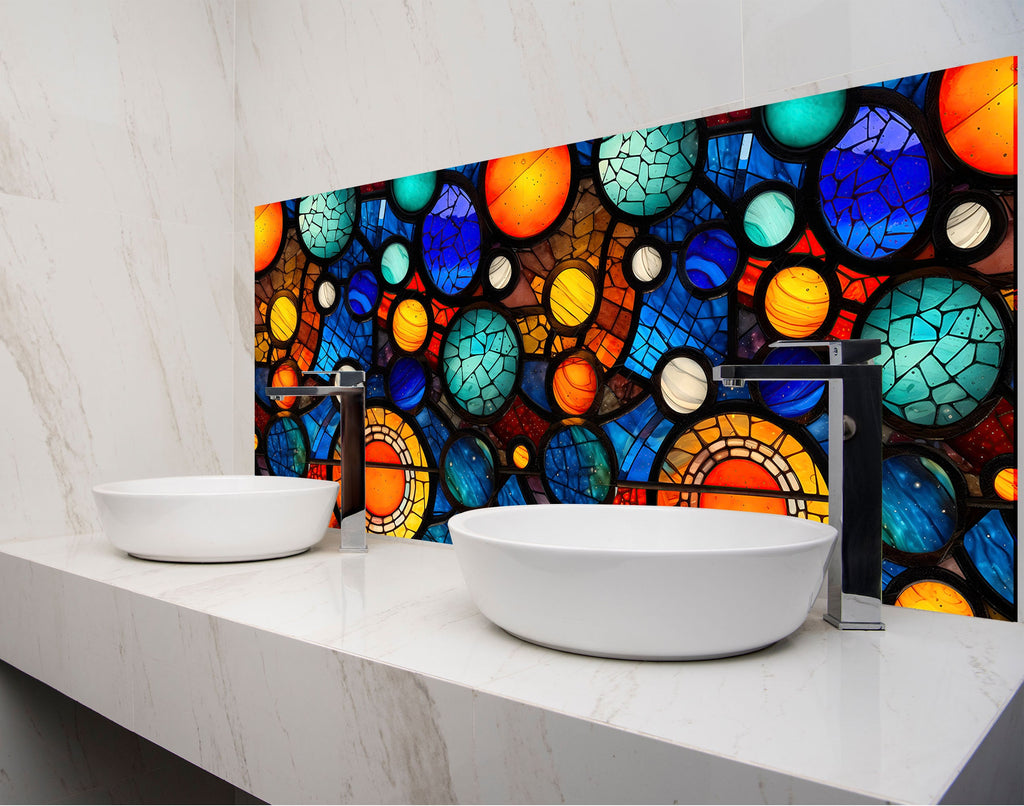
[[255, 57, 1017, 620]]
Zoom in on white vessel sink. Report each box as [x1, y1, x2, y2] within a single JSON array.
[[448, 504, 837, 660], [93, 475, 338, 562]]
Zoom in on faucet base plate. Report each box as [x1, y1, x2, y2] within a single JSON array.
[[824, 614, 886, 631]]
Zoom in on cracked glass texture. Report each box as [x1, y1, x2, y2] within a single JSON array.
[[861, 276, 1005, 427], [441, 307, 520, 418], [298, 189, 358, 260], [819, 106, 930, 258], [422, 184, 482, 296], [597, 121, 699, 218]]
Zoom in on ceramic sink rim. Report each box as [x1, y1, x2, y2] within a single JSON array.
[[93, 475, 339, 496], [448, 503, 839, 661], [93, 474, 339, 563], [450, 503, 836, 556]]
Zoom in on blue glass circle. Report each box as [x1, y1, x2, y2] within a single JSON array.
[[298, 189, 358, 260], [266, 418, 307, 477], [346, 269, 378, 317], [683, 228, 739, 290], [422, 184, 481, 296], [543, 424, 613, 504], [882, 454, 957, 553], [963, 510, 1015, 605], [441, 307, 520, 418], [389, 356, 426, 411], [819, 106, 930, 258], [758, 347, 825, 418], [443, 435, 496, 508], [860, 276, 1005, 427]]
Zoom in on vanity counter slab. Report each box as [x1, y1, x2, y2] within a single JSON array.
[[0, 529, 1021, 804]]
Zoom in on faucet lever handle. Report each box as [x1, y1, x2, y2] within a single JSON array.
[[768, 339, 880, 365]]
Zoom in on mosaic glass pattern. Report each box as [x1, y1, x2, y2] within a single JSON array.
[[255, 57, 1017, 620], [597, 122, 699, 218], [861, 274, 1005, 428], [298, 190, 358, 260], [422, 184, 482, 296], [819, 106, 931, 259], [441, 307, 520, 419]]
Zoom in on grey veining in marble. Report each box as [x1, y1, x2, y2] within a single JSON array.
[[0, 0, 235, 541]]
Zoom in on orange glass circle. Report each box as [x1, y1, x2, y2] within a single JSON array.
[[939, 56, 1017, 176], [485, 146, 572, 239], [895, 580, 974, 616], [512, 443, 531, 469], [392, 298, 429, 352], [764, 266, 830, 337], [552, 356, 598, 415], [365, 440, 406, 517], [270, 363, 299, 409], [254, 203, 284, 272], [993, 467, 1017, 501], [699, 458, 787, 515]]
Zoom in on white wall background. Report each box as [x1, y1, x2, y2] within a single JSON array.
[[1, 0, 235, 542], [0, 0, 1020, 801]]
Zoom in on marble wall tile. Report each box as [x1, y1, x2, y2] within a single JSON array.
[[741, 0, 1024, 106], [0, 194, 234, 539], [233, 0, 745, 206], [0, 0, 234, 228], [0, 0, 235, 541]]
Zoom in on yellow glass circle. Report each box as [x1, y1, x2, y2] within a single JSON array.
[[269, 295, 298, 343], [764, 266, 830, 337], [895, 580, 974, 616], [512, 444, 531, 469], [392, 298, 429, 352], [548, 267, 596, 329], [994, 467, 1017, 501]]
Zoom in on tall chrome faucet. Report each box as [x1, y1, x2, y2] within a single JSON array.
[[712, 339, 884, 630], [266, 370, 367, 553]]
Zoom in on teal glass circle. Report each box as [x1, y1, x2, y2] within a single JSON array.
[[298, 189, 357, 260], [597, 121, 699, 218], [764, 90, 847, 149], [391, 171, 437, 214], [381, 241, 410, 285], [860, 276, 1005, 428], [440, 308, 520, 418], [743, 190, 795, 247]]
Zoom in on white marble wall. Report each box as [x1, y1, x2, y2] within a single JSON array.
[[0, 0, 236, 542], [0, 1, 237, 802]]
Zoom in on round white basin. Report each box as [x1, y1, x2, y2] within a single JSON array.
[[93, 475, 338, 562], [448, 504, 837, 661]]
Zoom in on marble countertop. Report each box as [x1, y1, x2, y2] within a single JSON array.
[[0, 528, 1022, 804]]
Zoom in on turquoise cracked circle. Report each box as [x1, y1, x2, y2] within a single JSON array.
[[441, 307, 520, 418], [298, 188, 358, 260], [860, 276, 1005, 428], [597, 121, 699, 218]]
